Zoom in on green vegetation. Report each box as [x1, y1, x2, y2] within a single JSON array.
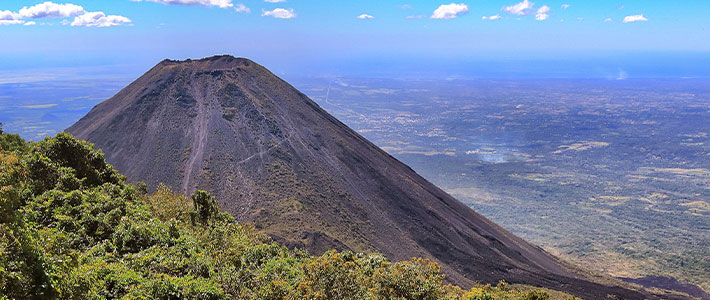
[[0, 129, 573, 299], [0, 124, 27, 153]]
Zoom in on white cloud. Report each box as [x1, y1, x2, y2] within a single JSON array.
[[1, 2, 130, 27], [357, 14, 374, 19], [0, 10, 20, 20], [18, 2, 85, 19], [21, 104, 58, 109], [503, 0, 534, 16], [131, 0, 234, 8], [623, 14, 647, 23], [264, 0, 286, 2], [0, 20, 24, 25], [482, 14, 501, 20], [398, 4, 412, 9], [261, 8, 295, 19], [71, 12, 131, 27], [406, 14, 425, 19], [431, 3, 469, 20], [535, 5, 550, 21], [604, 17, 613, 22], [561, 4, 570, 9], [235, 3, 250, 13], [616, 69, 628, 80]]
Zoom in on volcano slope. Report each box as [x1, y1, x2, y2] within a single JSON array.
[[67, 55, 673, 299]]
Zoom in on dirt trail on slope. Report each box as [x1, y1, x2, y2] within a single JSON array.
[[182, 84, 209, 193]]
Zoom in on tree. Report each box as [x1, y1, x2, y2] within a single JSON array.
[[0, 123, 29, 153], [191, 190, 219, 225]]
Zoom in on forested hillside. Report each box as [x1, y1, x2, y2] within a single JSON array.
[[0, 127, 567, 299]]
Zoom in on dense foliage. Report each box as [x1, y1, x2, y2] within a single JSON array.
[[0, 129, 571, 299]]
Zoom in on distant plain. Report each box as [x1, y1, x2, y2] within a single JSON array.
[[299, 78, 710, 292]]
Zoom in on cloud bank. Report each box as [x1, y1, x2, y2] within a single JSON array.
[[623, 14, 648, 23], [482, 14, 501, 20], [19, 2, 84, 18], [504, 0, 534, 16], [0, 10, 19, 20], [262, 8, 295, 19], [500, 0, 551, 21], [234, 3, 250, 13], [70, 11, 131, 27], [0, 20, 23, 26], [431, 3, 469, 20], [1, 1, 130, 27], [131, 0, 234, 8], [535, 5, 550, 21]]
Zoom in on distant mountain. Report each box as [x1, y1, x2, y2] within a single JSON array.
[[67, 55, 678, 300]]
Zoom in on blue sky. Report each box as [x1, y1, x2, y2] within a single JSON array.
[[1, 0, 709, 78]]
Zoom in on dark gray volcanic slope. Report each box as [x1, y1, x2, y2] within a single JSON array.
[[68, 55, 678, 300]]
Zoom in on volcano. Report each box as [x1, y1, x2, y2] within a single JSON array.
[[67, 55, 670, 299]]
